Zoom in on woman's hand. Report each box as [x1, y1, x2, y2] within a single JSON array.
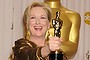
[[48, 37, 62, 51], [41, 37, 62, 58]]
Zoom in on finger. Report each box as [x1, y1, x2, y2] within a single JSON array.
[[60, 37, 63, 42]]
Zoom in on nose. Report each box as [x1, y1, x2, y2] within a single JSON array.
[[36, 18, 40, 24]]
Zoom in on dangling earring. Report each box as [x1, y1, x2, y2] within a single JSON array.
[[45, 30, 50, 45], [26, 25, 30, 40]]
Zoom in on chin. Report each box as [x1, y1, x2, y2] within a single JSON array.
[[34, 32, 45, 37]]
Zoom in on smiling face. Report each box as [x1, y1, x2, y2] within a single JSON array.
[[29, 7, 50, 37]]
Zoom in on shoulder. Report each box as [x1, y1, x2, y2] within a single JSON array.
[[14, 38, 36, 48], [15, 38, 29, 45], [15, 38, 29, 43], [64, 10, 81, 23], [61, 6, 80, 18], [66, 10, 80, 18]]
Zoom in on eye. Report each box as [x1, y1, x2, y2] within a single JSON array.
[[41, 17, 46, 19], [41, 15, 48, 19], [30, 16, 36, 19]]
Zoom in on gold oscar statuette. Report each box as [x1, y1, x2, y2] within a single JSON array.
[[49, 11, 63, 60]]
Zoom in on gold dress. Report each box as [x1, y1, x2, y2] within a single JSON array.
[[12, 38, 67, 60], [12, 38, 46, 60]]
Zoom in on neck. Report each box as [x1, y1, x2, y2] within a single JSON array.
[[44, 0, 61, 8], [30, 35, 45, 46]]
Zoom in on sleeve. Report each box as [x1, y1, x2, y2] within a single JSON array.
[[12, 38, 45, 60]]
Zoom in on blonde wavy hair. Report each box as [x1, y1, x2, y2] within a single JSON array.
[[23, 2, 51, 40]]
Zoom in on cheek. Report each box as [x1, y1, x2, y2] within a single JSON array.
[[42, 20, 49, 26], [29, 22, 34, 30], [29, 20, 34, 27], [43, 22, 50, 29]]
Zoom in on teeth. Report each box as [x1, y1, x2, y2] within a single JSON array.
[[35, 26, 42, 28], [34, 26, 42, 31]]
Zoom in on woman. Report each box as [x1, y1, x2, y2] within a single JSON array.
[[9, 2, 62, 60]]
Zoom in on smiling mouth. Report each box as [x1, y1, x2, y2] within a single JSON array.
[[34, 26, 43, 31]]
